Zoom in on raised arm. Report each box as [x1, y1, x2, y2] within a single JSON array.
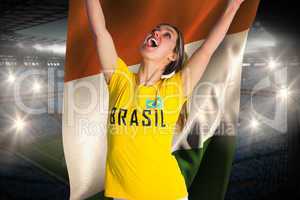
[[182, 0, 245, 97], [85, 0, 118, 84]]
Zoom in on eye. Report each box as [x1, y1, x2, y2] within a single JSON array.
[[163, 32, 172, 38]]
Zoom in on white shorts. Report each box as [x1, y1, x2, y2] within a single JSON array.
[[114, 196, 189, 200]]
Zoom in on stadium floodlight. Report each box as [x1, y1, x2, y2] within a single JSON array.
[[33, 44, 66, 55], [277, 87, 290, 99], [250, 118, 259, 130], [7, 73, 16, 83], [33, 81, 42, 93], [242, 63, 251, 67], [14, 117, 26, 132], [33, 44, 43, 51], [52, 44, 66, 55], [268, 60, 278, 70]]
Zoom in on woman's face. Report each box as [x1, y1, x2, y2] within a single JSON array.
[[140, 24, 178, 63]]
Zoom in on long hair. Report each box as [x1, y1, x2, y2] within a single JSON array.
[[158, 23, 188, 133], [158, 23, 185, 76]]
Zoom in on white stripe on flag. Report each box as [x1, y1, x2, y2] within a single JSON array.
[[63, 30, 248, 199]]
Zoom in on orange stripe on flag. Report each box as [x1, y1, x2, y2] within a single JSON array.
[[65, 0, 260, 82]]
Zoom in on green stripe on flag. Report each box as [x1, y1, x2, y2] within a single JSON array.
[[188, 136, 236, 200], [173, 137, 212, 188]]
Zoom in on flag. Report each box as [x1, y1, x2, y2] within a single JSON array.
[[63, 0, 260, 199]]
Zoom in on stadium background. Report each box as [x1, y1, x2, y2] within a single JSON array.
[[0, 0, 299, 199]]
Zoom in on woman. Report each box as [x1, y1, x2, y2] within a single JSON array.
[[85, 0, 244, 199]]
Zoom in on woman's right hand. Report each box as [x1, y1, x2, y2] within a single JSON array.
[[85, 0, 118, 84]]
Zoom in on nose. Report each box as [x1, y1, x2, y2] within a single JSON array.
[[152, 29, 160, 38]]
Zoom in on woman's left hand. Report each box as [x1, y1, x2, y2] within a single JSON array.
[[227, 0, 245, 11]]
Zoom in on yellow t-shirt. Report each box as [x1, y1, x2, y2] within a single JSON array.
[[104, 57, 189, 200]]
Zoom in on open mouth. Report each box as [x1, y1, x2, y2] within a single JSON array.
[[146, 36, 159, 48]]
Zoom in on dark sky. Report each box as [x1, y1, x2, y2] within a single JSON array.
[[257, 0, 300, 39]]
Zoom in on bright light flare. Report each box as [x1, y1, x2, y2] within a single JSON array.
[[250, 118, 259, 130], [268, 60, 278, 70], [13, 117, 26, 132], [277, 87, 290, 99], [32, 81, 42, 93], [7, 73, 16, 83]]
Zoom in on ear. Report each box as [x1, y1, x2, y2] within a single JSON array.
[[168, 52, 177, 62]]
